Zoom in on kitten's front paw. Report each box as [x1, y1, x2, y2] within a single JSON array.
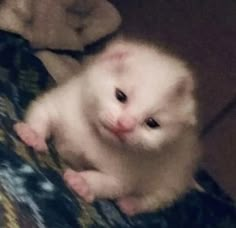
[[64, 169, 94, 203], [117, 196, 144, 216], [14, 122, 48, 152]]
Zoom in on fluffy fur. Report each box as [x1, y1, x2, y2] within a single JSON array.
[[15, 39, 201, 216]]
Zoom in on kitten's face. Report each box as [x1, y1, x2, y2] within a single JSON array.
[[83, 41, 196, 153]]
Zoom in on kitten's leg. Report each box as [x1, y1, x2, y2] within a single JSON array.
[[63, 169, 94, 202], [14, 122, 48, 152], [64, 169, 123, 203], [117, 190, 178, 216], [14, 99, 54, 152], [117, 195, 155, 216]]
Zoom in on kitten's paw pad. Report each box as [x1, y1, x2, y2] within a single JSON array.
[[117, 197, 142, 216], [64, 169, 94, 203], [14, 122, 48, 152]]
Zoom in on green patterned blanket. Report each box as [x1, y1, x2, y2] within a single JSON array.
[[0, 30, 235, 228]]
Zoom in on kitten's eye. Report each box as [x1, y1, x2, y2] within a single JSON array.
[[145, 118, 160, 129], [115, 88, 127, 103]]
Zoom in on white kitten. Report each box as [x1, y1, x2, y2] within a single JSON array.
[[14, 39, 201, 216]]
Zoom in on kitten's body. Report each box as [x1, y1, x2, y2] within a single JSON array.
[[15, 39, 200, 215]]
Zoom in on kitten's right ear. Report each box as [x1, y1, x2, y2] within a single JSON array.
[[100, 50, 129, 62], [98, 47, 129, 73]]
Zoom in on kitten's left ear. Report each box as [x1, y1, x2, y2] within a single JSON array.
[[174, 75, 197, 126], [175, 75, 195, 97]]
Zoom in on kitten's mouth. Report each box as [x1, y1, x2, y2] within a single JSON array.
[[99, 121, 126, 142]]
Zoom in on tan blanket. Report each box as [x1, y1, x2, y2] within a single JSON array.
[[0, 0, 121, 50]]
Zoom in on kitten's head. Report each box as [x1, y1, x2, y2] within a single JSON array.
[[82, 40, 197, 153]]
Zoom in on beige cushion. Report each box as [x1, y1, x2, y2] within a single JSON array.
[[0, 0, 121, 50]]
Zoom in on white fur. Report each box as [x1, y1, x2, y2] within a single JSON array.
[[23, 39, 201, 215]]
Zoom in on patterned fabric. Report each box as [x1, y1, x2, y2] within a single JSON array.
[[0, 30, 235, 228]]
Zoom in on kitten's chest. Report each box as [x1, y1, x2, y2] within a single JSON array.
[[53, 121, 128, 172], [52, 117, 149, 183], [52, 119, 92, 168]]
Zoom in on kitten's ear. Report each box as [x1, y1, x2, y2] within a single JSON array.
[[175, 75, 195, 97], [100, 50, 128, 62], [98, 48, 129, 73], [173, 75, 197, 126]]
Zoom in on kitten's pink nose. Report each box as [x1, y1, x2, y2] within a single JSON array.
[[113, 117, 136, 134]]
